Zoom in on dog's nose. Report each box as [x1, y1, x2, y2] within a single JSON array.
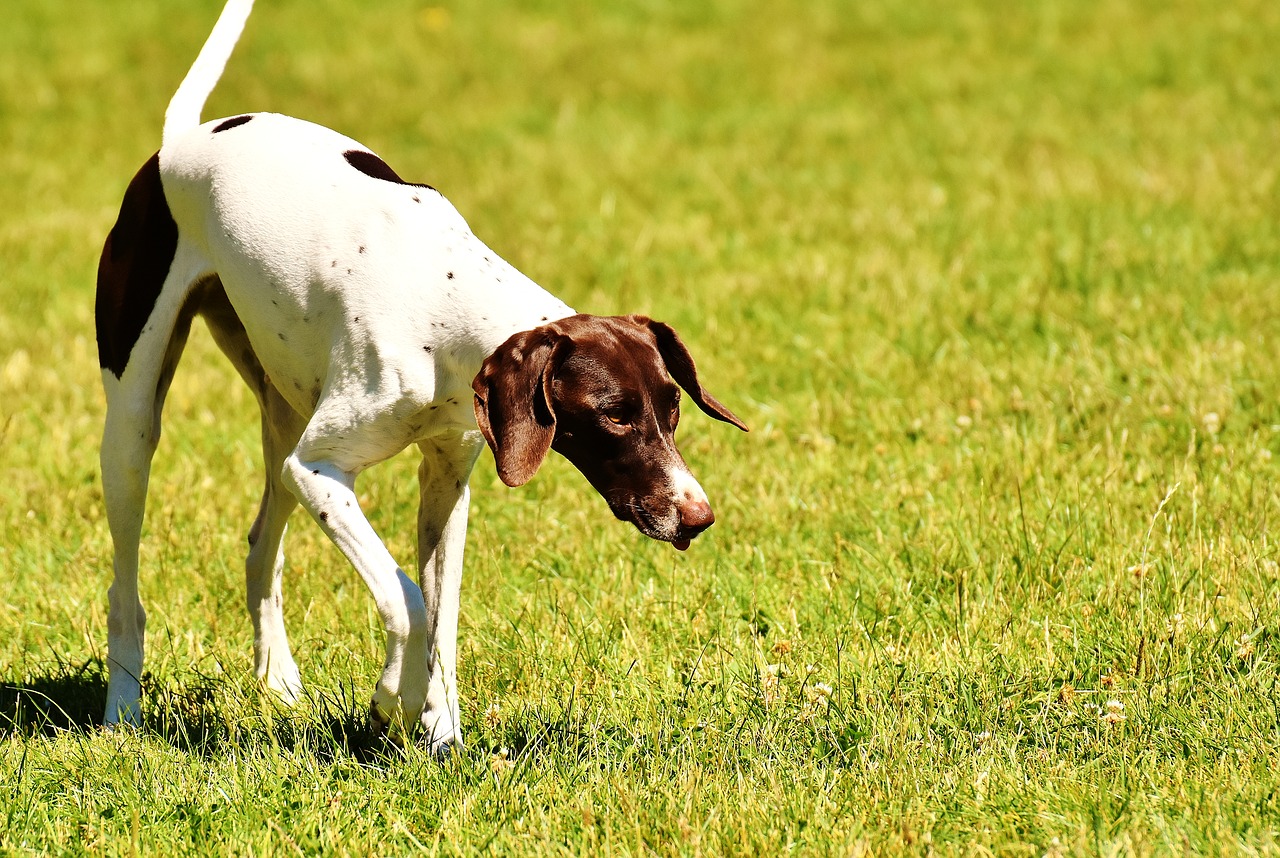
[[678, 498, 715, 538]]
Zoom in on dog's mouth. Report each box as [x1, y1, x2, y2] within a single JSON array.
[[607, 494, 707, 551]]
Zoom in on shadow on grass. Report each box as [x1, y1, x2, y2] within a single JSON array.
[[0, 660, 394, 764], [0, 663, 873, 771], [0, 657, 106, 736]]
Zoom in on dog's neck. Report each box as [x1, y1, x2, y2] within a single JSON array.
[[441, 230, 577, 365]]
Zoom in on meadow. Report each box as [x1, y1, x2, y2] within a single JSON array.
[[2, 0, 1279, 853]]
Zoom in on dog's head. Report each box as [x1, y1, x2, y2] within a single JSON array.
[[473, 314, 747, 550]]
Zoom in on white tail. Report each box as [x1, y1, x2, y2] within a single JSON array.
[[163, 0, 256, 147]]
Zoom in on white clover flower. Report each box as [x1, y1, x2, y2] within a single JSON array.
[[1099, 700, 1126, 726]]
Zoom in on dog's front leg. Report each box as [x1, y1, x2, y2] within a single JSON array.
[[415, 432, 484, 754], [280, 454, 430, 737]]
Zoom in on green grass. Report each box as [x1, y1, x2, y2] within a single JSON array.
[[3, 0, 1280, 853]]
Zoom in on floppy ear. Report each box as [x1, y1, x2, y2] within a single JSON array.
[[472, 330, 567, 486], [634, 317, 749, 431]]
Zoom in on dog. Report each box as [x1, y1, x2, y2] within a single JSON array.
[[94, 0, 746, 750]]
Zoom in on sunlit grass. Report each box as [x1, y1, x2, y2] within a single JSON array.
[[2, 0, 1279, 853]]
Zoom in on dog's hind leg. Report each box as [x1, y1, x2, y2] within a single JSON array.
[[100, 319, 198, 726], [97, 153, 215, 727], [201, 284, 307, 703], [99, 277, 210, 728]]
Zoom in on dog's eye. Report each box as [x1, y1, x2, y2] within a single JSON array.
[[605, 410, 630, 426]]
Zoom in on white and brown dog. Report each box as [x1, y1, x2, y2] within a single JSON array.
[[96, 0, 746, 750]]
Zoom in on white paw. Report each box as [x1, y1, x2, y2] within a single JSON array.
[[103, 677, 143, 728], [260, 663, 303, 706], [368, 683, 426, 744], [419, 708, 461, 756]]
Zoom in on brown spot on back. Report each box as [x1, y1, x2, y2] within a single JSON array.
[[212, 114, 255, 133], [343, 149, 437, 192], [95, 151, 178, 378]]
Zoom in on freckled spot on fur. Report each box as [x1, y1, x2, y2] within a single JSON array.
[[447, 272, 454, 279], [331, 260, 337, 267], [358, 246, 366, 254], [319, 511, 328, 522], [423, 345, 432, 352], [412, 195, 421, 203]]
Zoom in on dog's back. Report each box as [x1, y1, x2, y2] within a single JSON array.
[[159, 109, 570, 421]]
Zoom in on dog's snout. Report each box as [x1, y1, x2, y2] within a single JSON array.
[[679, 497, 715, 537]]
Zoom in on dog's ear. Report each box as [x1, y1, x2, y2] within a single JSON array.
[[631, 316, 749, 431], [473, 330, 568, 486]]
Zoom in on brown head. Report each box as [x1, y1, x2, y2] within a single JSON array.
[[472, 314, 748, 550]]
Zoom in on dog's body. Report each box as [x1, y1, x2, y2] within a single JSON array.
[[96, 0, 744, 749]]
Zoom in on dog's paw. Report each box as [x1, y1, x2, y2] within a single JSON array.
[[418, 709, 462, 757], [102, 696, 144, 730], [368, 699, 397, 742], [99, 718, 142, 734], [368, 696, 461, 756], [261, 667, 303, 706], [368, 690, 417, 748], [424, 735, 460, 759]]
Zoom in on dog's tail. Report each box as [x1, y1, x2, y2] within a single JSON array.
[[162, 0, 255, 147]]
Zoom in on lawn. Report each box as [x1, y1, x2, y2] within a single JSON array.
[[2, 0, 1279, 853]]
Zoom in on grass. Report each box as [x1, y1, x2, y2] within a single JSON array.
[[2, 0, 1280, 852]]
